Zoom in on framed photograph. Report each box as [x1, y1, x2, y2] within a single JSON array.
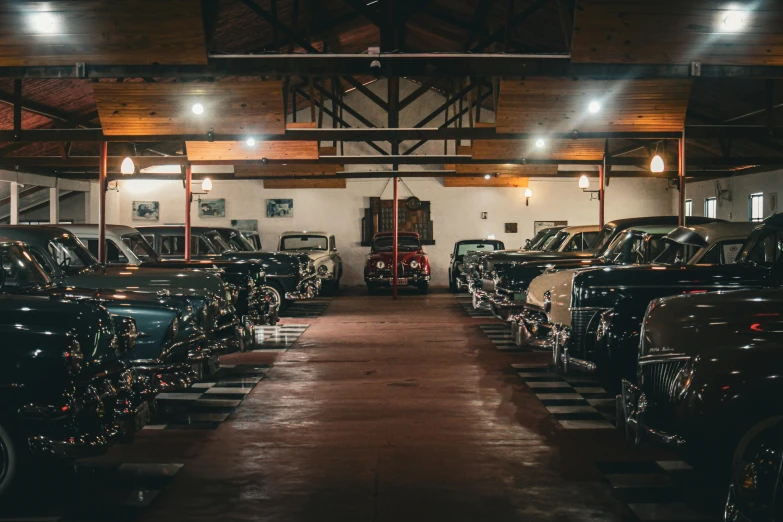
[[132, 201, 159, 221], [505, 222, 518, 233], [198, 198, 226, 218], [266, 199, 293, 218], [231, 219, 258, 232]]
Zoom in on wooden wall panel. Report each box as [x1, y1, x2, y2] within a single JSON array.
[[187, 141, 318, 163], [572, 1, 783, 65], [443, 176, 530, 188], [473, 137, 605, 161], [264, 179, 346, 189], [0, 1, 206, 66], [497, 78, 692, 134], [95, 81, 284, 135]]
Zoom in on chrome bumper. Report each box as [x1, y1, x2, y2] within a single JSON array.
[[511, 311, 556, 350], [489, 291, 526, 320], [620, 379, 687, 448], [365, 274, 430, 285], [28, 424, 120, 459], [470, 287, 491, 310], [286, 275, 321, 300]]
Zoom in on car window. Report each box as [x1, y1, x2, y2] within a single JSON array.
[[563, 232, 597, 252], [47, 236, 97, 274], [281, 235, 329, 251], [457, 242, 498, 256], [700, 240, 745, 265], [28, 245, 57, 276], [0, 244, 51, 288], [373, 236, 420, 252], [589, 226, 616, 253], [121, 234, 157, 262], [545, 230, 569, 251], [330, 236, 336, 250], [648, 236, 665, 260], [204, 231, 235, 252], [739, 229, 783, 268]]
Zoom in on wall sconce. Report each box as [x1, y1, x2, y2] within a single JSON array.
[[524, 188, 532, 206], [579, 174, 600, 201], [120, 157, 137, 175], [189, 177, 213, 203]]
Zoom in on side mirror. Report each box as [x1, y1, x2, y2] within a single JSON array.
[[450, 253, 454, 259], [524, 240, 531, 248]]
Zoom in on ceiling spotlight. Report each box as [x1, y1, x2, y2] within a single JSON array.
[[722, 11, 745, 31], [202, 177, 213, 192], [650, 154, 665, 173], [578, 175, 590, 189], [535, 138, 545, 148], [29, 12, 58, 33], [192, 103, 204, 115], [484, 174, 491, 180], [588, 101, 601, 114], [246, 137, 256, 147], [120, 157, 136, 176]]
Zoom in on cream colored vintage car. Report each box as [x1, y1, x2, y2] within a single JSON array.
[[278, 231, 343, 293]]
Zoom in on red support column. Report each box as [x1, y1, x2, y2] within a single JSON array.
[[392, 176, 399, 301], [98, 142, 107, 264], [679, 134, 686, 226], [598, 165, 605, 227], [185, 164, 192, 261]]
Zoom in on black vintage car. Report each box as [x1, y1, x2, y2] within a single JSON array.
[[524, 226, 564, 251], [137, 226, 319, 310], [449, 239, 505, 292], [620, 289, 783, 514], [0, 291, 149, 496], [526, 214, 783, 390]]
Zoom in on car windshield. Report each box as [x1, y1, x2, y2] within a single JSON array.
[[228, 231, 256, 251], [457, 242, 500, 256], [47, 235, 100, 275], [281, 235, 329, 251], [0, 243, 52, 290], [204, 231, 235, 253], [543, 230, 569, 251], [654, 239, 702, 265], [373, 236, 420, 252], [736, 227, 783, 268], [525, 230, 547, 250], [588, 225, 617, 253], [530, 229, 559, 250], [122, 233, 159, 262]]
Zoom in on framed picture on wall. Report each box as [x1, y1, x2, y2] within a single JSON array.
[[231, 219, 258, 232], [132, 201, 159, 221], [199, 198, 226, 218], [266, 199, 293, 218], [505, 223, 518, 233]]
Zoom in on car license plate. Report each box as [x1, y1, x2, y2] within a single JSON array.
[[514, 293, 526, 302], [208, 355, 221, 374], [134, 401, 151, 431]]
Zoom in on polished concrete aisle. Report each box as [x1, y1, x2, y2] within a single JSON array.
[[136, 291, 641, 521]]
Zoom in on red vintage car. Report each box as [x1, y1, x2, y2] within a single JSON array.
[[365, 232, 431, 294]]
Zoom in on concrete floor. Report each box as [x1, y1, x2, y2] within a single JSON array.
[[2, 290, 725, 521]]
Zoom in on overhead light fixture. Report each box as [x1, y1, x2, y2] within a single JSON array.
[[192, 103, 204, 115], [246, 137, 256, 147], [202, 177, 213, 192], [650, 154, 665, 173], [535, 138, 545, 148], [484, 174, 491, 180], [524, 187, 532, 206], [120, 157, 136, 175], [588, 101, 601, 114], [578, 174, 590, 189], [722, 11, 745, 31], [29, 12, 58, 33]]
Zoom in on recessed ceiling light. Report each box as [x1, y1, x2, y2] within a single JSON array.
[[588, 101, 601, 114], [722, 11, 745, 31], [246, 137, 256, 146], [484, 174, 491, 180], [29, 12, 58, 34], [535, 138, 545, 148], [192, 103, 204, 115]]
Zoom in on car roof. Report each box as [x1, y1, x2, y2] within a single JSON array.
[[620, 225, 681, 235], [455, 239, 504, 244], [374, 231, 419, 238], [281, 231, 329, 236], [134, 225, 221, 233], [665, 222, 759, 247], [559, 225, 600, 234], [61, 223, 139, 235], [606, 216, 723, 229], [0, 224, 77, 243]]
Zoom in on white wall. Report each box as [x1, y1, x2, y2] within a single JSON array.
[[686, 169, 783, 221], [98, 175, 675, 286]]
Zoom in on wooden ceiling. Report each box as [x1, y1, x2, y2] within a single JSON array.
[[0, 1, 207, 66], [572, 0, 783, 65], [94, 81, 285, 136], [496, 78, 693, 134]]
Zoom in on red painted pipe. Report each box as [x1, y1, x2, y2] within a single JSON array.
[[598, 165, 605, 227], [185, 164, 192, 261], [98, 142, 107, 264], [679, 136, 686, 226], [392, 175, 399, 301]]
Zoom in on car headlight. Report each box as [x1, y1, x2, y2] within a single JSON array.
[[410, 260, 420, 269], [671, 358, 697, 400], [168, 317, 180, 341], [376, 261, 385, 269], [318, 264, 329, 276]]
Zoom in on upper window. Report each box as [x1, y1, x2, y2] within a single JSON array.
[[685, 199, 693, 217], [749, 193, 764, 222], [160, 235, 212, 256], [373, 236, 420, 252], [84, 238, 128, 265], [457, 242, 499, 256], [705, 197, 717, 219]]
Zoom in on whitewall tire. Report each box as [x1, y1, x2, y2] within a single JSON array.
[[0, 424, 18, 498]]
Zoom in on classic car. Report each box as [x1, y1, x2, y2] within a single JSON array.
[[137, 226, 319, 309], [449, 238, 505, 292], [537, 225, 601, 254], [521, 217, 771, 390], [278, 231, 343, 293], [469, 216, 721, 312], [0, 291, 151, 497], [523, 226, 565, 251], [619, 289, 783, 489], [0, 226, 246, 361], [365, 232, 431, 294], [63, 224, 278, 331]]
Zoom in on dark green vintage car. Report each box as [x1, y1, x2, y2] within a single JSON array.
[[0, 226, 248, 361], [0, 290, 149, 497]]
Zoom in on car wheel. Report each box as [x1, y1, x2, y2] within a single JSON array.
[[418, 283, 429, 295], [449, 278, 458, 293], [0, 424, 19, 499], [266, 282, 289, 312]]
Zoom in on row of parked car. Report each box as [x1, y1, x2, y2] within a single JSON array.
[[0, 223, 331, 497], [457, 215, 783, 521]]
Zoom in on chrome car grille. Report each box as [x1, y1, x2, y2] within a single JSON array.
[[570, 309, 599, 355], [640, 360, 688, 404], [482, 277, 496, 293]]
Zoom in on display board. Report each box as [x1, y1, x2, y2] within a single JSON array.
[[361, 197, 435, 246]]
